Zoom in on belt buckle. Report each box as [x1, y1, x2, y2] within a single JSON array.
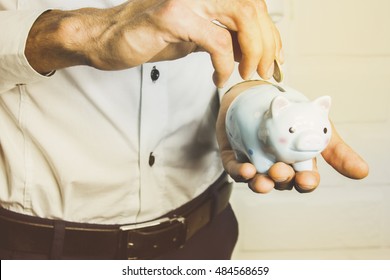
[[120, 216, 187, 260]]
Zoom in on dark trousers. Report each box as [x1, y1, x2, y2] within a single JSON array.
[[158, 204, 238, 260], [0, 204, 238, 260]]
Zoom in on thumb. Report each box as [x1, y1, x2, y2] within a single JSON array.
[[321, 124, 369, 179]]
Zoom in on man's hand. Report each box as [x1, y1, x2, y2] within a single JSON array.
[[216, 81, 369, 193], [25, 0, 282, 87]]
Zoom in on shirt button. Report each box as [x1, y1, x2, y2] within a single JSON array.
[[150, 66, 160, 82], [149, 152, 155, 167]]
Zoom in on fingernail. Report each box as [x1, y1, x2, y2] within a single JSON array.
[[213, 72, 223, 88]]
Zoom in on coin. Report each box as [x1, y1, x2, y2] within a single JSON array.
[[273, 59, 284, 83]]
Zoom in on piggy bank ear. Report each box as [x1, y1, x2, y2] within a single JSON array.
[[271, 96, 290, 117], [313, 96, 331, 114]]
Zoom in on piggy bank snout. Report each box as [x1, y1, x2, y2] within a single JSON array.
[[293, 131, 325, 151]]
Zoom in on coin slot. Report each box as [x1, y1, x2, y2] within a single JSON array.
[[272, 84, 286, 92]]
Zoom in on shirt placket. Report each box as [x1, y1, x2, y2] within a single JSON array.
[[137, 63, 168, 222]]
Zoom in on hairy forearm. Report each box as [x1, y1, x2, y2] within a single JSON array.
[[24, 8, 116, 74], [25, 10, 84, 73]]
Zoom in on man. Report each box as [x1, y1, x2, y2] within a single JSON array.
[[0, 0, 368, 259]]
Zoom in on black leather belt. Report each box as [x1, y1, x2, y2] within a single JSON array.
[[0, 173, 232, 260]]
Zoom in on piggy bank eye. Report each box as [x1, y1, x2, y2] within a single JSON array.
[[289, 127, 295, 133], [323, 127, 328, 134]]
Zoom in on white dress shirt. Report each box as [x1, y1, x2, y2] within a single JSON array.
[[0, 0, 233, 224]]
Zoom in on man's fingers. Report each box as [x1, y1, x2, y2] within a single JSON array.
[[268, 160, 320, 193], [200, 0, 281, 81], [268, 162, 295, 191], [322, 142, 369, 179], [294, 159, 320, 193], [256, 14, 277, 79], [221, 150, 276, 194], [322, 124, 369, 179], [149, 1, 236, 87], [294, 170, 320, 193], [234, 5, 264, 79], [220, 150, 257, 181], [190, 21, 235, 87], [248, 174, 275, 194], [271, 23, 284, 64], [234, 1, 278, 80]]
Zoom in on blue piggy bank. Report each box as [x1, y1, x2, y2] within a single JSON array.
[[225, 83, 332, 173]]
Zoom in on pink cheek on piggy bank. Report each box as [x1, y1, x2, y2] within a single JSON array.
[[279, 138, 288, 145]]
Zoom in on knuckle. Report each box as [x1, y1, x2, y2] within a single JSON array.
[[256, 0, 268, 13], [251, 45, 264, 58], [237, 0, 268, 17], [237, 0, 258, 19], [150, 0, 187, 34], [218, 31, 233, 50], [158, 0, 182, 19], [212, 30, 232, 53]]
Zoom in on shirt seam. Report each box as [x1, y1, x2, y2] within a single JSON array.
[[18, 85, 33, 214]]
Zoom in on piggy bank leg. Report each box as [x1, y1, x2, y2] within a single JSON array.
[[292, 160, 313, 171], [234, 149, 274, 174], [251, 154, 274, 174]]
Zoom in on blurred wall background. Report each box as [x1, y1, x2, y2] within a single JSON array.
[[231, 0, 390, 259]]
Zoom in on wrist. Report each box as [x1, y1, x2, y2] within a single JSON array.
[[25, 8, 104, 73]]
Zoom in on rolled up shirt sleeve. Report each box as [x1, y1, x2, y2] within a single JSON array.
[[0, 9, 51, 93]]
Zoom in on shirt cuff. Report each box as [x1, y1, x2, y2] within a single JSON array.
[[0, 9, 52, 93]]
